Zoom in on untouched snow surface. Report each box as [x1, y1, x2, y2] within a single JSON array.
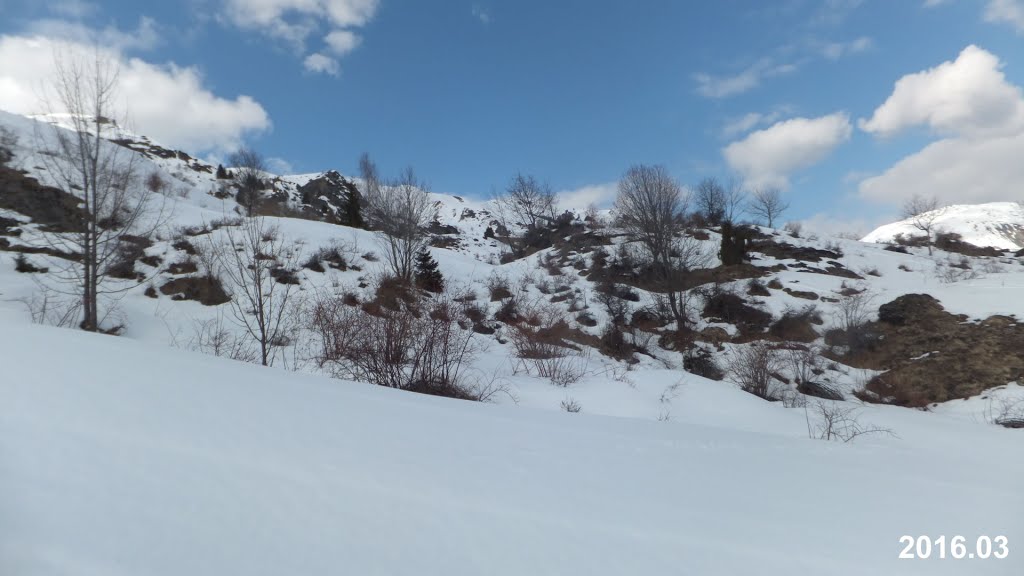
[[2, 323, 1022, 575], [863, 202, 1024, 250]]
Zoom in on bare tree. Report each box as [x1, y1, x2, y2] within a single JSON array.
[[748, 187, 790, 229], [37, 48, 162, 332], [496, 172, 556, 231], [694, 177, 746, 225], [358, 151, 380, 199], [902, 194, 946, 255], [365, 165, 436, 282], [694, 177, 727, 225], [229, 147, 267, 216], [209, 217, 301, 366], [616, 164, 710, 327]]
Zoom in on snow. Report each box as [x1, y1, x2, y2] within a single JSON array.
[[2, 322, 1022, 576], [3, 102, 1024, 574], [863, 202, 1024, 250]]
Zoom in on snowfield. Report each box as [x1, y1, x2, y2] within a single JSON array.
[[1, 322, 1022, 576], [2, 109, 1024, 575], [863, 202, 1024, 250]]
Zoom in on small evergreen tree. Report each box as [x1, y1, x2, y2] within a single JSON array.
[[414, 250, 444, 293], [215, 164, 229, 179], [342, 181, 364, 229], [719, 221, 749, 266], [483, 226, 495, 239]]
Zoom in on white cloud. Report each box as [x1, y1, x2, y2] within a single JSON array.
[[859, 45, 1024, 138], [219, 0, 377, 72], [26, 16, 161, 51], [303, 52, 338, 75], [267, 156, 294, 174], [722, 113, 853, 189], [821, 36, 873, 60], [984, 0, 1024, 32], [324, 29, 359, 55], [721, 110, 786, 138], [555, 182, 618, 211], [859, 132, 1024, 205], [0, 35, 270, 154], [923, 0, 951, 7], [858, 46, 1024, 206], [694, 59, 797, 99]]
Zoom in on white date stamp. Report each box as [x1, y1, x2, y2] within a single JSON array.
[[899, 535, 1009, 560]]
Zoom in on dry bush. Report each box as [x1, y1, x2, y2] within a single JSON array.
[[508, 299, 589, 385], [309, 286, 486, 400], [827, 288, 877, 355], [729, 341, 784, 400], [186, 311, 258, 363], [984, 395, 1024, 428], [804, 400, 894, 442], [561, 397, 582, 413], [768, 305, 822, 343]]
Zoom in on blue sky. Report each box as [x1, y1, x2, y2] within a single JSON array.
[[1, 0, 1023, 233]]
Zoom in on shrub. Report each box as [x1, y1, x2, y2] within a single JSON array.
[[683, 347, 725, 381], [783, 221, 802, 238], [14, 253, 46, 273], [729, 341, 784, 400], [560, 397, 582, 413], [702, 288, 772, 334], [746, 278, 770, 296], [310, 289, 484, 399], [769, 305, 822, 343], [487, 274, 513, 301]]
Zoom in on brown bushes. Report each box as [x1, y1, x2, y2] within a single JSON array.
[[309, 286, 488, 400]]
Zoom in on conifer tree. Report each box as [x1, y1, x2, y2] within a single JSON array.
[[414, 249, 444, 293]]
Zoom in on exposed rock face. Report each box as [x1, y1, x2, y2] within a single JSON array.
[[296, 170, 361, 225], [0, 164, 84, 232], [877, 294, 943, 326]]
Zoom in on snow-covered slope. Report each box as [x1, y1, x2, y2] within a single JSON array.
[[863, 202, 1024, 250], [2, 322, 1021, 576]]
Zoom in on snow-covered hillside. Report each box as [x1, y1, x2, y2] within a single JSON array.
[[863, 202, 1024, 250], [2, 322, 1022, 576], [3, 104, 1024, 574]]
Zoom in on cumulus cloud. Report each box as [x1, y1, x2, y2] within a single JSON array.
[[555, 182, 618, 211], [0, 35, 270, 154], [722, 113, 853, 189], [858, 45, 1024, 206], [859, 133, 1024, 205], [220, 0, 378, 73], [984, 0, 1024, 32], [859, 45, 1024, 138], [694, 59, 797, 99], [303, 52, 339, 75], [324, 29, 360, 55]]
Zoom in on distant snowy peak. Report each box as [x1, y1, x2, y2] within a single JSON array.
[[862, 202, 1024, 250]]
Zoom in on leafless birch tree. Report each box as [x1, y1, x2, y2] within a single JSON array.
[[36, 48, 163, 331]]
